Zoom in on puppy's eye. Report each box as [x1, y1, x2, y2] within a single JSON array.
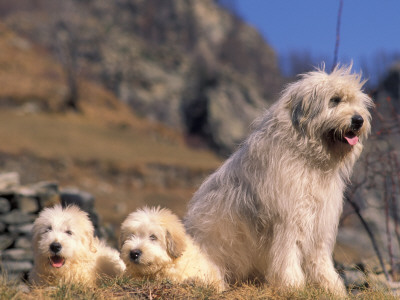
[[150, 234, 158, 241], [65, 230, 73, 235], [45, 226, 52, 232], [330, 96, 342, 105]]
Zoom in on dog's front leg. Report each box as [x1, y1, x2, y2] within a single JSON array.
[[265, 223, 305, 288], [304, 249, 346, 296]]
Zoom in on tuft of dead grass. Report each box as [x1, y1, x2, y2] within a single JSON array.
[[1, 274, 398, 300], [0, 276, 20, 299]]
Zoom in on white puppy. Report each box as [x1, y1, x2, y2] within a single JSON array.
[[29, 205, 125, 287], [119, 207, 224, 291]]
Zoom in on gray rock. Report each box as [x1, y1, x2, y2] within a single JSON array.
[[17, 283, 30, 294], [0, 260, 32, 273], [388, 281, 400, 297], [17, 182, 60, 209], [8, 223, 33, 235], [0, 236, 14, 251], [15, 186, 37, 198], [0, 222, 6, 232], [3, 272, 22, 282], [13, 196, 39, 214], [33, 182, 60, 208], [1, 248, 33, 261], [4, 0, 284, 155], [33, 181, 58, 193], [14, 237, 31, 249], [343, 268, 367, 288], [0, 210, 36, 225], [0, 197, 11, 213], [60, 188, 94, 212], [0, 172, 20, 190], [367, 273, 395, 293], [207, 82, 262, 154]]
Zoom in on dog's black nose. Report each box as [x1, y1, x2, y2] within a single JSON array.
[[351, 115, 364, 130], [130, 249, 142, 263], [49, 242, 62, 253]]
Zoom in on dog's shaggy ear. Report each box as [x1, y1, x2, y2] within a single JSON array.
[[166, 229, 186, 259], [119, 230, 129, 250], [154, 207, 187, 259], [77, 227, 97, 253], [88, 235, 98, 253], [67, 206, 97, 253], [288, 87, 324, 133], [291, 99, 303, 129]]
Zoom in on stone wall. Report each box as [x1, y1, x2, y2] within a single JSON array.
[[0, 172, 102, 281], [1, 173, 399, 296]]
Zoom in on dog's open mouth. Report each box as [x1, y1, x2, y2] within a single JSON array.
[[49, 255, 65, 268], [343, 131, 359, 146], [328, 129, 360, 146]]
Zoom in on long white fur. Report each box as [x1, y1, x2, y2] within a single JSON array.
[[119, 207, 225, 291], [29, 205, 125, 287], [184, 65, 373, 295]]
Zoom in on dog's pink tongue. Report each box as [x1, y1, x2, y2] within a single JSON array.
[[50, 256, 64, 268], [345, 136, 358, 146]]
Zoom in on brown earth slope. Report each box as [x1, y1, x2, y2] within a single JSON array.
[[0, 22, 221, 227], [1, 0, 283, 155]]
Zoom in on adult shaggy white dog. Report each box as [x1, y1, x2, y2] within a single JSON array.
[[184, 66, 373, 295], [29, 205, 125, 286], [119, 207, 224, 291]]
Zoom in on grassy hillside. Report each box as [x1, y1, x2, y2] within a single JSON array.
[[1, 19, 397, 300], [0, 22, 221, 227]]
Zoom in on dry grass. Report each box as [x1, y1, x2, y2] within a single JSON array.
[[0, 275, 397, 300], [0, 22, 394, 300], [0, 108, 220, 225], [0, 21, 222, 227], [0, 109, 219, 170], [0, 21, 219, 171]]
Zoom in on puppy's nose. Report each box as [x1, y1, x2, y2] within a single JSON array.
[[49, 242, 62, 253], [351, 115, 364, 130], [130, 249, 142, 263]]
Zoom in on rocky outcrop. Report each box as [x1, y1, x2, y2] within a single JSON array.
[[2, 0, 283, 155], [0, 173, 103, 281]]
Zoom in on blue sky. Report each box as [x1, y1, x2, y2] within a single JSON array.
[[234, 0, 400, 82]]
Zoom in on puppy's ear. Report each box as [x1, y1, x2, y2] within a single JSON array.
[[88, 236, 98, 253], [79, 221, 97, 253], [158, 207, 187, 259], [166, 229, 186, 259], [81, 231, 97, 253]]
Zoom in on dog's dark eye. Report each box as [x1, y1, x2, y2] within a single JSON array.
[[150, 234, 158, 241], [45, 226, 52, 232], [65, 230, 73, 235], [330, 96, 342, 105]]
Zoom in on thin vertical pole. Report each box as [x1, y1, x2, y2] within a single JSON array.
[[332, 0, 344, 71]]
